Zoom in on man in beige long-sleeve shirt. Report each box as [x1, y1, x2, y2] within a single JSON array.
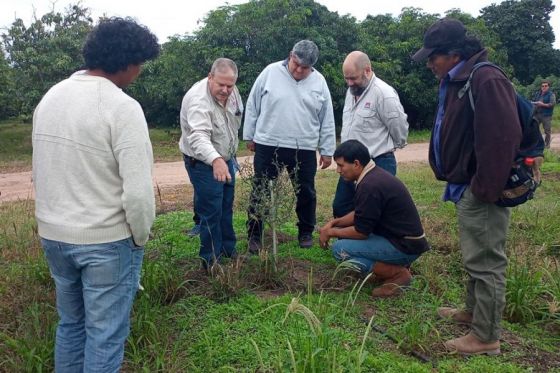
[[179, 58, 243, 269]]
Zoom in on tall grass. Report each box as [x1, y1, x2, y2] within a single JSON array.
[[1, 156, 560, 371]]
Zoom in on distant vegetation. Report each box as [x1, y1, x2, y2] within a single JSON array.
[[1, 0, 559, 129]]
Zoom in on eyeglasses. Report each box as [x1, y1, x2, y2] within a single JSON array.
[[541, 84, 549, 87]]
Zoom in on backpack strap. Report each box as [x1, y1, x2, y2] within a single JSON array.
[[457, 62, 508, 111]]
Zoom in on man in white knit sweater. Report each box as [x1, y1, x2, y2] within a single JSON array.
[[32, 18, 159, 372]]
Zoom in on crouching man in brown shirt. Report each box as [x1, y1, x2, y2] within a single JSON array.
[[319, 140, 429, 297]]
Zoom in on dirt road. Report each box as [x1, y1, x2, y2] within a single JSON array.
[[1, 137, 558, 203]]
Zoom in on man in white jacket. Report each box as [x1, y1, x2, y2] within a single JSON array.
[[179, 58, 243, 269], [243, 40, 336, 251], [32, 18, 159, 372]]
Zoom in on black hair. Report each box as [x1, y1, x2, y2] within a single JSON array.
[[83, 17, 160, 74], [333, 140, 370, 166], [440, 36, 483, 60]]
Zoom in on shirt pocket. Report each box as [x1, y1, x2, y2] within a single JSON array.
[[354, 108, 381, 133], [309, 90, 326, 115], [210, 111, 226, 138]]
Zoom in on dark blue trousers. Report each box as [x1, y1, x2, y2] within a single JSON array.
[[247, 144, 317, 240], [184, 154, 236, 265]]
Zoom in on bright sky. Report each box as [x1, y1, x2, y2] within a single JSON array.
[[1, 0, 559, 48]]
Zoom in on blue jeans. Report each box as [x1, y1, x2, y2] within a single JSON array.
[[332, 234, 418, 275], [42, 237, 143, 373], [192, 192, 200, 225], [332, 152, 397, 218], [184, 155, 236, 265]]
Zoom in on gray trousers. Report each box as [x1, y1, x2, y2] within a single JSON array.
[[456, 187, 510, 342], [535, 113, 552, 148]]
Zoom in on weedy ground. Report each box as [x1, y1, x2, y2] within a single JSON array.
[[1, 140, 559, 371]]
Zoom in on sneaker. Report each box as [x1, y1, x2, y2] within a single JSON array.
[[187, 224, 201, 237], [248, 238, 262, 254], [298, 234, 313, 249]]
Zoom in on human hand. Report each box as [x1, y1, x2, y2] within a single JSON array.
[[246, 141, 256, 152], [319, 226, 331, 249], [212, 157, 231, 183], [319, 155, 332, 169]]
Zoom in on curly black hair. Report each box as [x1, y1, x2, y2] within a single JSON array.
[[83, 17, 160, 74]]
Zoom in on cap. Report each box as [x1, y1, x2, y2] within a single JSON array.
[[412, 18, 466, 62]]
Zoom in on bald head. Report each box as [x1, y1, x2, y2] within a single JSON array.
[[343, 51, 371, 71], [343, 51, 372, 96]]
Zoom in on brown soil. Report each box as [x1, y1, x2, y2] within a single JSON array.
[[167, 255, 358, 304], [3, 136, 560, 204]]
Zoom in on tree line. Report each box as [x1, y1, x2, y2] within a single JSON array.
[[1, 0, 558, 129]]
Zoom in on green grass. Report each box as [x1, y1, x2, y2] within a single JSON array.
[[0, 121, 253, 171], [407, 129, 431, 143], [0, 121, 33, 173], [2, 153, 560, 371], [2, 108, 559, 171]]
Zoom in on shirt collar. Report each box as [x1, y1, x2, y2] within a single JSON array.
[[352, 72, 376, 103], [447, 60, 466, 80], [356, 160, 376, 186]]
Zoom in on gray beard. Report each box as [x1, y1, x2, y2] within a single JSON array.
[[350, 85, 367, 97]]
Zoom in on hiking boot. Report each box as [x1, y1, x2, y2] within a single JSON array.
[[248, 238, 262, 254], [444, 332, 500, 356], [371, 262, 412, 298], [437, 307, 473, 325], [187, 224, 201, 237], [298, 233, 313, 249]]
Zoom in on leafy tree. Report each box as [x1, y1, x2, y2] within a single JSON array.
[[132, 0, 360, 127], [358, 8, 439, 128], [0, 46, 17, 119], [1, 4, 93, 117], [194, 0, 358, 123], [128, 36, 202, 126], [357, 8, 508, 128], [481, 0, 559, 84]]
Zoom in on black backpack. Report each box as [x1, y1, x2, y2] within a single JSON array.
[[458, 62, 545, 207]]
